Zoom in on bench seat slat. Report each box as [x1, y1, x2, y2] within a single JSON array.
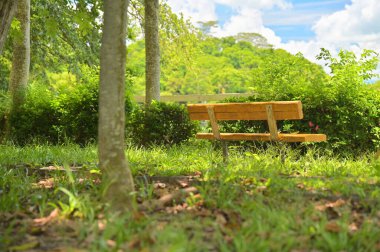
[[196, 133, 327, 142]]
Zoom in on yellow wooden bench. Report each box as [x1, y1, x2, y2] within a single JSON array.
[[187, 101, 327, 159]]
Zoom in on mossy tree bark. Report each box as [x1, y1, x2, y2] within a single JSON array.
[[0, 0, 18, 54], [99, 0, 135, 212], [144, 0, 160, 105], [9, 0, 30, 110]]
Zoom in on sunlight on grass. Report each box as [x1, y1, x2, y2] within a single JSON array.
[[1, 142, 380, 251]]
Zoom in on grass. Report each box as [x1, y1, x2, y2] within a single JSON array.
[[1, 141, 380, 251]]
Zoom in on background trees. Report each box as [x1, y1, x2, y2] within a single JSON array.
[[0, 0, 17, 54], [0, 1, 378, 153]]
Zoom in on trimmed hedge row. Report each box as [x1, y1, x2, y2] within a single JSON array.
[[1, 83, 197, 147]]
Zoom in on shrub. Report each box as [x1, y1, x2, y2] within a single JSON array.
[[7, 69, 134, 145], [218, 49, 380, 154], [0, 90, 11, 140], [9, 84, 59, 144], [128, 102, 198, 147], [55, 80, 134, 145]]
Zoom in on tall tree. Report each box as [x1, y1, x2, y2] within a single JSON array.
[[0, 0, 18, 54], [9, 0, 30, 109], [144, 0, 160, 104], [99, 0, 135, 212]]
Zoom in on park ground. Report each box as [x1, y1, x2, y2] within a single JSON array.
[[1, 141, 380, 251]]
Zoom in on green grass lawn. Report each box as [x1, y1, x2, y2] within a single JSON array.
[[1, 141, 380, 251]]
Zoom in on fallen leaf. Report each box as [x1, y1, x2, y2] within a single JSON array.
[[107, 240, 116, 248], [326, 199, 346, 208], [325, 221, 341, 233], [348, 222, 358, 233], [33, 208, 60, 226], [177, 180, 189, 188], [256, 185, 267, 193], [297, 183, 305, 189], [315, 199, 346, 212], [98, 219, 107, 231], [165, 203, 186, 214], [154, 182, 166, 189], [34, 178, 55, 189], [216, 213, 227, 226]]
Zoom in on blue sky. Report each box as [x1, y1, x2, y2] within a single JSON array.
[[263, 0, 351, 41], [167, 0, 379, 72], [215, 0, 351, 42]]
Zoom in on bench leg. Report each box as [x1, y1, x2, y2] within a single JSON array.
[[222, 141, 229, 162]]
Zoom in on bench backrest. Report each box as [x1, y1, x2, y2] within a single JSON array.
[[187, 101, 303, 121]]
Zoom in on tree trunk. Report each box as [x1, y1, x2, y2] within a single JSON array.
[[0, 0, 18, 54], [144, 0, 160, 105], [9, 0, 30, 110], [99, 0, 135, 212]]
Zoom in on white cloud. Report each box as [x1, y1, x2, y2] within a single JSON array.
[[313, 0, 380, 48], [215, 0, 292, 10], [211, 7, 282, 46], [282, 0, 380, 68], [166, 0, 292, 24], [167, 1, 217, 23]]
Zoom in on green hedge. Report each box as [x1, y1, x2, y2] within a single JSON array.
[[2, 85, 197, 147], [127, 102, 198, 147]]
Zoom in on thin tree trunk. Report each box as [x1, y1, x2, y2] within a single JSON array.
[[99, 0, 135, 212], [9, 0, 30, 110], [0, 0, 18, 54], [145, 0, 160, 105]]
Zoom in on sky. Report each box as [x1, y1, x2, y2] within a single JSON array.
[[166, 0, 380, 71]]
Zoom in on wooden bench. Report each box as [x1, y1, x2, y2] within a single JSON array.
[[187, 101, 327, 160]]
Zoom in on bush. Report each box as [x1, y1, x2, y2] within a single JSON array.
[[128, 102, 198, 147], [0, 90, 11, 140], [7, 69, 134, 145], [218, 49, 380, 154], [9, 84, 59, 144]]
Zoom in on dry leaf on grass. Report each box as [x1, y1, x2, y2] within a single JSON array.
[[297, 183, 305, 189], [348, 222, 359, 233], [177, 180, 189, 188], [154, 182, 166, 189], [107, 240, 117, 248], [97, 219, 107, 231], [256, 185, 267, 193], [33, 208, 60, 226], [315, 199, 346, 211], [325, 221, 341, 233], [33, 178, 55, 189]]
